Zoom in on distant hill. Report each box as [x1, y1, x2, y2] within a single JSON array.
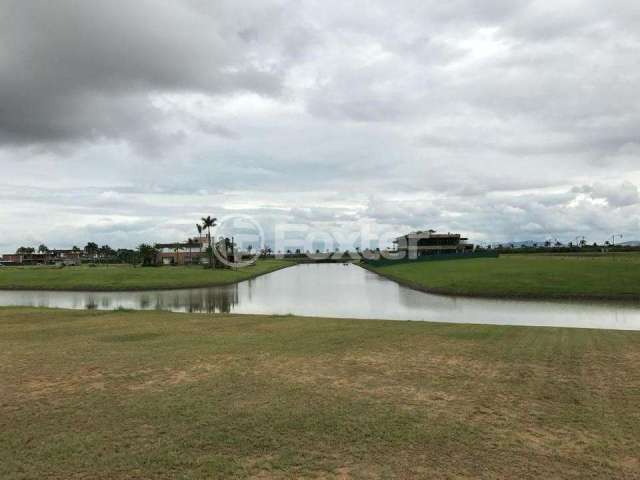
[[508, 241, 539, 247], [489, 240, 640, 248], [620, 241, 640, 247], [492, 241, 553, 248]]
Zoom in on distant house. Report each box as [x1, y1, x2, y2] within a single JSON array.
[[1, 253, 47, 265], [393, 230, 474, 258], [156, 237, 207, 265], [49, 249, 81, 266], [1, 254, 23, 265], [156, 236, 236, 266], [1, 249, 81, 266]]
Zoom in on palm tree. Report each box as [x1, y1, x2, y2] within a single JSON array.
[[201, 216, 217, 268], [185, 238, 195, 265], [38, 244, 50, 264], [196, 224, 204, 265], [173, 243, 182, 265], [225, 237, 234, 261]]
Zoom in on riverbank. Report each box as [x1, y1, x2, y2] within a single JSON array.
[[1, 307, 639, 479], [0, 260, 293, 291], [363, 254, 640, 301]]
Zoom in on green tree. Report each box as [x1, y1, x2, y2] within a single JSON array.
[[116, 249, 139, 266], [201, 216, 217, 268], [98, 245, 115, 263], [37, 244, 50, 263], [223, 237, 234, 262], [196, 224, 204, 264], [84, 242, 99, 260], [138, 244, 158, 266], [173, 243, 182, 265], [185, 238, 193, 265]]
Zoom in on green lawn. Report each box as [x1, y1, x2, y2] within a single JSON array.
[[1, 308, 639, 479], [366, 254, 640, 300], [0, 260, 292, 291]]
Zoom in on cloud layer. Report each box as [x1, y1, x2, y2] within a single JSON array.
[[1, 0, 639, 251]]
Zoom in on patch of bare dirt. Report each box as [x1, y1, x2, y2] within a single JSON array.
[[126, 359, 232, 391], [252, 351, 505, 410], [21, 366, 105, 398], [9, 357, 237, 400]]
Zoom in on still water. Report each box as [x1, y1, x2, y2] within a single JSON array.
[[1, 263, 639, 330]]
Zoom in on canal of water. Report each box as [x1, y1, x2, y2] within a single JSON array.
[[1, 263, 639, 330]]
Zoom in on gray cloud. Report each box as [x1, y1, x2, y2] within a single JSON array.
[[0, 0, 288, 146], [575, 182, 640, 208], [1, 0, 639, 251]]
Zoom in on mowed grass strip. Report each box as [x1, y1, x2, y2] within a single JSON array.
[[366, 253, 640, 300], [0, 260, 292, 291], [1, 308, 639, 479]]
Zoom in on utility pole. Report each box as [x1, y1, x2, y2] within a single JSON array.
[[612, 234, 623, 246]]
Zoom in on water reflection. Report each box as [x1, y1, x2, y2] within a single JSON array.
[[66, 284, 243, 313], [1, 264, 640, 330], [154, 284, 240, 313]]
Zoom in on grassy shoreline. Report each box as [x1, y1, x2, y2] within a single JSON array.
[[2, 307, 639, 479], [0, 260, 293, 292], [363, 254, 640, 302]]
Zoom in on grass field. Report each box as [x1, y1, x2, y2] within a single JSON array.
[[0, 260, 292, 291], [1, 308, 639, 479], [366, 254, 640, 301]]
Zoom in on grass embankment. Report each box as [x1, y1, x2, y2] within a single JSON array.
[[365, 254, 640, 301], [2, 308, 639, 479], [0, 260, 292, 291]]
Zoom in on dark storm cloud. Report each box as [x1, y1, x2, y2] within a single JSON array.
[[0, 0, 287, 145]]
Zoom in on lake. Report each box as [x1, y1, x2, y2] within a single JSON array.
[[1, 263, 639, 330]]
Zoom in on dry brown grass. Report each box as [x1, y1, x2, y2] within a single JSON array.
[[1, 308, 640, 479]]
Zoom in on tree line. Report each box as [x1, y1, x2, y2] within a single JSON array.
[[14, 243, 146, 266], [12, 215, 224, 267]]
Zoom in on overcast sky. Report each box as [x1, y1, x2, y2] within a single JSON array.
[[1, 0, 639, 251]]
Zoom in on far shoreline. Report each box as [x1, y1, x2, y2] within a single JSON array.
[[359, 261, 640, 304], [0, 260, 294, 293]]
